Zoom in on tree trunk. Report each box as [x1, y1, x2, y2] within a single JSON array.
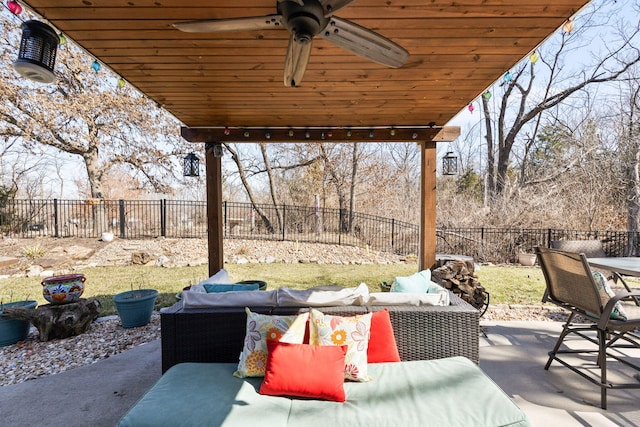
[[260, 143, 283, 231], [625, 87, 640, 256], [482, 95, 496, 200], [2, 298, 101, 341], [223, 143, 274, 233], [348, 142, 359, 232]]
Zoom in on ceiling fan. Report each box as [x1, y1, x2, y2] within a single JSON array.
[[173, 0, 409, 87]]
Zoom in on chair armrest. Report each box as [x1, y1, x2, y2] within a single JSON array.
[[597, 290, 640, 329]]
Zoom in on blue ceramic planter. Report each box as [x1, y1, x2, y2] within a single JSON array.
[[0, 300, 37, 347], [113, 289, 158, 328]]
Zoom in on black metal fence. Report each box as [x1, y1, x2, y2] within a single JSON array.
[[437, 227, 638, 262], [0, 199, 418, 255], [1, 198, 638, 261]]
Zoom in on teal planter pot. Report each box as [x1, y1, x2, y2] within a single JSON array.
[[113, 289, 158, 328], [0, 300, 37, 347], [235, 280, 268, 291]]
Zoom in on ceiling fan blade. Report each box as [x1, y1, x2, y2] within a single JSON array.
[[318, 0, 357, 17], [284, 34, 312, 87], [319, 17, 408, 68], [173, 15, 282, 33]]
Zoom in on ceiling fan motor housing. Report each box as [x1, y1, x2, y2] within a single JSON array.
[[278, 0, 329, 43]]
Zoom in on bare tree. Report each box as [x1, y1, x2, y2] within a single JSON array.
[[0, 15, 189, 200], [482, 0, 640, 201]]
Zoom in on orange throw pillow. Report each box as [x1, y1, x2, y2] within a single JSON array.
[[368, 308, 401, 363], [260, 340, 348, 402]]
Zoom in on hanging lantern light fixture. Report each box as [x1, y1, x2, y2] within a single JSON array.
[[13, 20, 59, 84], [183, 152, 200, 177], [442, 151, 458, 176]]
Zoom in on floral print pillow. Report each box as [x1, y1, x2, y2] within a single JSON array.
[[234, 308, 308, 377], [309, 308, 372, 382], [592, 271, 627, 321]]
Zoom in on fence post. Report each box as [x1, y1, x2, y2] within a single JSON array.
[[223, 201, 227, 236], [119, 199, 126, 238], [391, 218, 395, 252], [160, 199, 167, 237], [282, 204, 286, 241], [53, 199, 59, 238], [547, 228, 552, 248], [338, 210, 342, 246]]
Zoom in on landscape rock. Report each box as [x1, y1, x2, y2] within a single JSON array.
[[36, 257, 69, 269], [131, 252, 152, 265], [25, 265, 42, 277], [0, 256, 18, 268], [155, 255, 174, 268]]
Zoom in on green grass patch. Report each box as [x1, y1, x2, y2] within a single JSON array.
[[476, 265, 546, 305]]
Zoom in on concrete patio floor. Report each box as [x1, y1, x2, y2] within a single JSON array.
[[0, 320, 638, 426], [480, 321, 640, 427]]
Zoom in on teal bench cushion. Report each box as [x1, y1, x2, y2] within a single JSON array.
[[118, 357, 531, 427]]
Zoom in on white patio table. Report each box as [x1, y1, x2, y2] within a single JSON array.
[[587, 257, 640, 277]]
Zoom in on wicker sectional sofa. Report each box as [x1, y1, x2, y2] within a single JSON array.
[[160, 291, 480, 372]]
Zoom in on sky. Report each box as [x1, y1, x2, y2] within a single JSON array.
[[2, 0, 638, 197], [441, 0, 640, 168]]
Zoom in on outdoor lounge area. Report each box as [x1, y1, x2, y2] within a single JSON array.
[[1, 317, 640, 426], [7, 1, 638, 426]]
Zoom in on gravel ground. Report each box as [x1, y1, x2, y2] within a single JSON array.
[[0, 238, 568, 387], [0, 314, 160, 387]]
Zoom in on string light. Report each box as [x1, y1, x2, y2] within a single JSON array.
[[503, 71, 512, 82], [468, 104, 474, 113], [369, 130, 374, 138], [58, 33, 67, 46], [224, 127, 231, 135], [265, 131, 271, 139], [390, 129, 396, 136], [482, 91, 492, 100], [562, 19, 574, 34], [305, 131, 310, 139], [529, 51, 539, 64], [117, 77, 125, 88], [91, 60, 101, 72], [412, 132, 418, 139], [288, 129, 294, 137], [243, 131, 250, 138], [7, 1, 22, 15], [346, 130, 352, 137]]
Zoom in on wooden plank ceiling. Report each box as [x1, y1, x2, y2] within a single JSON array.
[[23, 0, 589, 131]]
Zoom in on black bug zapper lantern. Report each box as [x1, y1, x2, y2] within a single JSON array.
[[183, 152, 200, 177], [442, 151, 458, 176], [13, 20, 59, 84]]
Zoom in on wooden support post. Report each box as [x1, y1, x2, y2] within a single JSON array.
[[205, 142, 224, 276], [419, 140, 437, 270]]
